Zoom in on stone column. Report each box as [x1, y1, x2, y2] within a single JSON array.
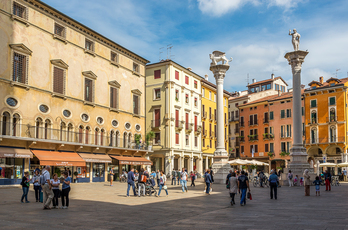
[[190, 156, 194, 173]]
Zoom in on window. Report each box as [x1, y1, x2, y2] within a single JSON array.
[[241, 145, 244, 154], [110, 87, 118, 109], [154, 70, 161, 79], [175, 90, 179, 101], [235, 103, 238, 106], [133, 63, 139, 73], [194, 136, 198, 147], [286, 124, 292, 137], [281, 142, 286, 152], [329, 97, 336, 105], [202, 88, 205, 97], [54, 23, 66, 38], [175, 71, 179, 80], [214, 109, 217, 121], [194, 80, 197, 89], [53, 67, 65, 94], [12, 52, 27, 84], [85, 39, 94, 51], [310, 100, 317, 108], [281, 86, 285, 92], [275, 84, 279, 91], [209, 107, 212, 119], [176, 133, 179, 144], [155, 133, 160, 144], [225, 113, 227, 124], [185, 135, 189, 146], [265, 144, 269, 152], [185, 75, 189, 85], [185, 113, 189, 129], [286, 109, 291, 118], [209, 91, 212, 100], [185, 94, 189, 104], [311, 111, 317, 123], [281, 110, 285, 118], [203, 139, 205, 147], [270, 111, 274, 120], [133, 95, 140, 115], [270, 143, 274, 152], [194, 115, 198, 131], [214, 94, 216, 102], [154, 88, 161, 100], [281, 126, 285, 138], [254, 114, 258, 124], [194, 98, 198, 107], [210, 140, 212, 148], [110, 51, 118, 63], [286, 142, 291, 153], [13, 2, 27, 19], [84, 78, 93, 102]]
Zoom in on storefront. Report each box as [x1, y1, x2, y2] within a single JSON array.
[[110, 156, 153, 174], [78, 153, 112, 183], [0, 148, 33, 185]]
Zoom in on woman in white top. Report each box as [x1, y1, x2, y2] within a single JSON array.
[[32, 170, 41, 202], [50, 173, 60, 209], [229, 172, 238, 206], [156, 170, 168, 197]]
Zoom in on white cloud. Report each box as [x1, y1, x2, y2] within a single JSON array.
[[267, 0, 305, 9]]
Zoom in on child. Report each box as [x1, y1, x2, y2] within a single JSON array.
[[313, 176, 321, 196], [293, 175, 298, 186], [300, 177, 304, 186]]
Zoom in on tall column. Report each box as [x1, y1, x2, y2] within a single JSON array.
[[210, 51, 231, 184]]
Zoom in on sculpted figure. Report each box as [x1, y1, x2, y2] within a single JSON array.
[[209, 51, 233, 66], [289, 29, 300, 51]]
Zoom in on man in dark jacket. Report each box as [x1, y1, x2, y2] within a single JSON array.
[[138, 168, 146, 197], [205, 169, 212, 195], [238, 171, 250, 206], [127, 168, 136, 197]]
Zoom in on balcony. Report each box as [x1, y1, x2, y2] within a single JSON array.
[[151, 119, 161, 130], [194, 125, 202, 134], [0, 122, 148, 151], [305, 137, 345, 145], [210, 132, 215, 139], [202, 112, 207, 120], [327, 116, 338, 123], [209, 114, 214, 121], [280, 133, 291, 139], [248, 121, 258, 126], [307, 118, 318, 125], [239, 136, 245, 142], [202, 129, 207, 137], [263, 118, 269, 124], [234, 128, 239, 134], [263, 133, 274, 140], [248, 135, 258, 141], [175, 120, 184, 130], [185, 123, 193, 132], [229, 116, 239, 122], [240, 122, 245, 127]]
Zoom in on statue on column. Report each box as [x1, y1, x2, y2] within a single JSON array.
[[289, 29, 300, 51], [209, 51, 233, 66]]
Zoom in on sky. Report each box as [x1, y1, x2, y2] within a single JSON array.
[[42, 0, 348, 92]]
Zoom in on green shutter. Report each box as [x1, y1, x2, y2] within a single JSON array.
[[270, 111, 274, 120], [311, 100, 317, 108], [281, 110, 285, 118], [329, 97, 335, 105]]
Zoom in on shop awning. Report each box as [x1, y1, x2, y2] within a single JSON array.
[[31, 150, 86, 166], [78, 153, 112, 163], [110, 156, 153, 165], [0, 148, 33, 158]]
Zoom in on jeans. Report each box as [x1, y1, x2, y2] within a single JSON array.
[[181, 180, 188, 192], [34, 185, 41, 201], [21, 186, 29, 202], [206, 182, 210, 194], [191, 179, 195, 187], [62, 187, 70, 207], [172, 177, 176, 185], [138, 183, 145, 196], [325, 179, 331, 191], [157, 179, 160, 187], [270, 182, 277, 199], [260, 179, 263, 187], [158, 184, 168, 196], [177, 178, 180, 184], [52, 189, 60, 206], [127, 181, 136, 196], [240, 188, 247, 205]]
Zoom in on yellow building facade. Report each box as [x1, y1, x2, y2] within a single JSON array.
[[201, 78, 230, 169], [305, 76, 348, 175], [0, 0, 150, 185]]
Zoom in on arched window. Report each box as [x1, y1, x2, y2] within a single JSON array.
[[128, 133, 132, 148], [116, 131, 120, 147], [100, 129, 105, 146], [2, 112, 10, 135], [311, 128, 317, 144], [60, 122, 66, 141], [110, 130, 114, 146], [311, 111, 317, 124], [35, 118, 43, 138], [79, 125, 84, 143], [12, 113, 20, 137], [329, 108, 336, 122], [95, 128, 99, 145], [67, 123, 73, 142], [85, 126, 90, 144], [123, 132, 127, 148], [330, 126, 336, 142], [44, 119, 51, 139]]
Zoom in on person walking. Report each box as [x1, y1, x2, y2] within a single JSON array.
[[32, 169, 41, 202], [138, 168, 146, 197], [343, 168, 347, 181], [50, 173, 60, 209], [313, 176, 321, 196], [288, 170, 293, 187], [177, 170, 181, 185], [156, 171, 168, 197], [20, 171, 30, 203], [181, 168, 188, 193], [205, 169, 212, 195], [238, 171, 250, 206], [171, 169, 176, 185], [229, 172, 238, 206], [209, 167, 214, 183], [41, 166, 53, 210], [156, 170, 160, 187], [61, 171, 71, 209], [126, 168, 136, 197], [324, 170, 331, 191], [190, 171, 196, 187], [268, 169, 279, 200], [259, 170, 265, 187], [109, 168, 114, 186], [303, 169, 311, 196]]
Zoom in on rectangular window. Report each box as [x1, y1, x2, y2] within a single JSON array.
[[254, 114, 258, 124], [84, 78, 93, 102], [225, 113, 227, 124], [85, 39, 94, 51], [133, 63, 139, 73], [194, 98, 198, 107], [255, 145, 258, 152], [209, 124, 212, 136], [12, 52, 27, 84], [265, 143, 269, 152], [194, 136, 198, 147], [214, 125, 217, 137], [154, 88, 161, 100], [281, 110, 285, 118], [110, 87, 118, 109], [175, 133, 179, 145], [133, 95, 139, 115], [185, 76, 189, 85], [210, 140, 212, 148], [209, 107, 212, 119], [110, 51, 118, 63], [194, 116, 198, 131], [270, 143, 274, 152], [185, 94, 189, 104], [54, 23, 66, 38], [194, 80, 197, 89], [53, 67, 65, 94], [155, 133, 160, 144], [310, 100, 317, 108], [270, 111, 274, 120], [175, 71, 179, 80], [202, 88, 205, 97], [209, 91, 212, 100], [154, 70, 161, 79], [270, 127, 273, 134], [214, 109, 217, 121], [203, 139, 205, 147], [214, 94, 216, 102], [286, 109, 291, 118], [185, 113, 189, 129], [275, 84, 279, 91], [175, 90, 179, 101], [287, 142, 291, 153], [329, 97, 336, 105], [241, 145, 244, 154], [281, 126, 284, 137], [249, 115, 253, 125], [281, 142, 286, 152], [186, 135, 189, 146], [13, 2, 27, 19]]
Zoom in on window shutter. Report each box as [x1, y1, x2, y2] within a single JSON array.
[[249, 115, 253, 125], [133, 95, 139, 114], [176, 133, 179, 144], [254, 114, 257, 124], [330, 97, 335, 105], [53, 67, 64, 94], [270, 111, 273, 120], [110, 87, 118, 108], [281, 110, 285, 118], [154, 70, 161, 79], [175, 71, 179, 80]]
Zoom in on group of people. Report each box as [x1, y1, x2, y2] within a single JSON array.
[[226, 170, 251, 206], [21, 165, 72, 210]]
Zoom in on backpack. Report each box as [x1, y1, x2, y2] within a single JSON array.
[[289, 174, 293, 180], [40, 171, 47, 186], [141, 174, 147, 183]]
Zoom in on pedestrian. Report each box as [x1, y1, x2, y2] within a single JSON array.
[[171, 169, 176, 185], [32, 169, 41, 202], [229, 172, 238, 206], [138, 168, 146, 197], [134, 170, 139, 181], [294, 175, 298, 186], [50, 173, 60, 209], [190, 171, 196, 187], [268, 169, 279, 200], [313, 176, 321, 196], [20, 171, 30, 203], [209, 167, 214, 183], [324, 170, 332, 191], [181, 168, 188, 193], [177, 169, 181, 185], [156, 170, 168, 197], [205, 169, 212, 195], [156, 170, 160, 187], [300, 177, 304, 186], [303, 169, 311, 196], [288, 170, 293, 187], [61, 171, 71, 209], [109, 168, 114, 186], [343, 168, 347, 181], [259, 170, 265, 187], [67, 168, 72, 177], [237, 171, 250, 206], [41, 165, 54, 210], [126, 168, 136, 197], [226, 170, 232, 185]]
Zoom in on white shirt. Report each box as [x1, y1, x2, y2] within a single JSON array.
[[50, 179, 60, 190], [181, 171, 187, 180], [42, 170, 50, 184]]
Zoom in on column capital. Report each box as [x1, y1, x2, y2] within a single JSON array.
[[284, 50, 309, 74]]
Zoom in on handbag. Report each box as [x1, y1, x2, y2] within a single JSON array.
[[163, 185, 167, 190], [226, 181, 230, 189], [247, 192, 252, 200]]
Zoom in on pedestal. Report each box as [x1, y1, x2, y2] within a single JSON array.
[[211, 156, 231, 184]]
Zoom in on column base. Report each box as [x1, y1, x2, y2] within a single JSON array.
[[212, 149, 230, 184]]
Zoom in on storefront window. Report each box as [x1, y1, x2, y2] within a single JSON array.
[[0, 158, 23, 179], [77, 163, 90, 178], [93, 163, 105, 178]]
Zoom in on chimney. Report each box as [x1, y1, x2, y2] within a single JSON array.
[[271, 73, 275, 79], [205, 74, 208, 80], [187, 67, 192, 71], [319, 76, 323, 84], [252, 79, 256, 83], [278, 90, 281, 96], [301, 84, 305, 89]]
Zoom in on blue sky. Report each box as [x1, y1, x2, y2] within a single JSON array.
[[42, 0, 348, 92]]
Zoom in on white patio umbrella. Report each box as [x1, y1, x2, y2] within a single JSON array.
[[318, 162, 337, 167], [337, 162, 348, 167], [250, 159, 269, 166], [228, 159, 249, 165]]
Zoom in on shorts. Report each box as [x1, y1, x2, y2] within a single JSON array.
[[315, 185, 320, 192]]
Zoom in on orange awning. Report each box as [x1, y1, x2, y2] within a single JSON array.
[[78, 153, 112, 163], [32, 150, 86, 166], [0, 148, 33, 158], [110, 156, 153, 165]]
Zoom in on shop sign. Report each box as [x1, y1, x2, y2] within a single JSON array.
[[120, 160, 152, 165]]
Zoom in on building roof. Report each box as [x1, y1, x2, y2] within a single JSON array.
[[247, 76, 288, 87], [305, 77, 348, 91], [201, 79, 232, 96]]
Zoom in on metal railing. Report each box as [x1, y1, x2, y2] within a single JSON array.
[[175, 120, 184, 129], [307, 118, 317, 125], [229, 116, 239, 122], [248, 135, 258, 141], [185, 123, 193, 131], [151, 119, 161, 128], [248, 120, 258, 126], [263, 118, 269, 124], [209, 114, 214, 121], [234, 128, 239, 134], [202, 112, 207, 119], [305, 137, 345, 144], [327, 116, 338, 123], [240, 122, 245, 127]]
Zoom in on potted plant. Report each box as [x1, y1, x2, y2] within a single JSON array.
[[268, 152, 275, 158], [175, 97, 179, 102], [269, 134, 274, 138], [73, 171, 78, 183], [146, 131, 155, 151], [134, 134, 141, 149]]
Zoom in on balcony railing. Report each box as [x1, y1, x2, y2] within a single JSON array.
[[0, 122, 147, 150], [185, 123, 193, 132], [263, 133, 274, 140], [307, 118, 317, 125], [209, 114, 214, 121], [239, 137, 245, 142], [202, 129, 207, 136], [280, 133, 291, 139], [210, 132, 215, 138], [248, 121, 258, 126], [194, 125, 202, 133], [305, 137, 345, 144], [248, 135, 258, 141], [229, 116, 239, 122], [151, 119, 161, 129], [175, 120, 184, 130], [234, 128, 239, 134], [202, 112, 207, 119], [327, 116, 338, 123], [240, 122, 245, 127], [263, 118, 269, 124]]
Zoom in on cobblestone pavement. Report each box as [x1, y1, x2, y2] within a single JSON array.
[[1, 180, 348, 230]]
